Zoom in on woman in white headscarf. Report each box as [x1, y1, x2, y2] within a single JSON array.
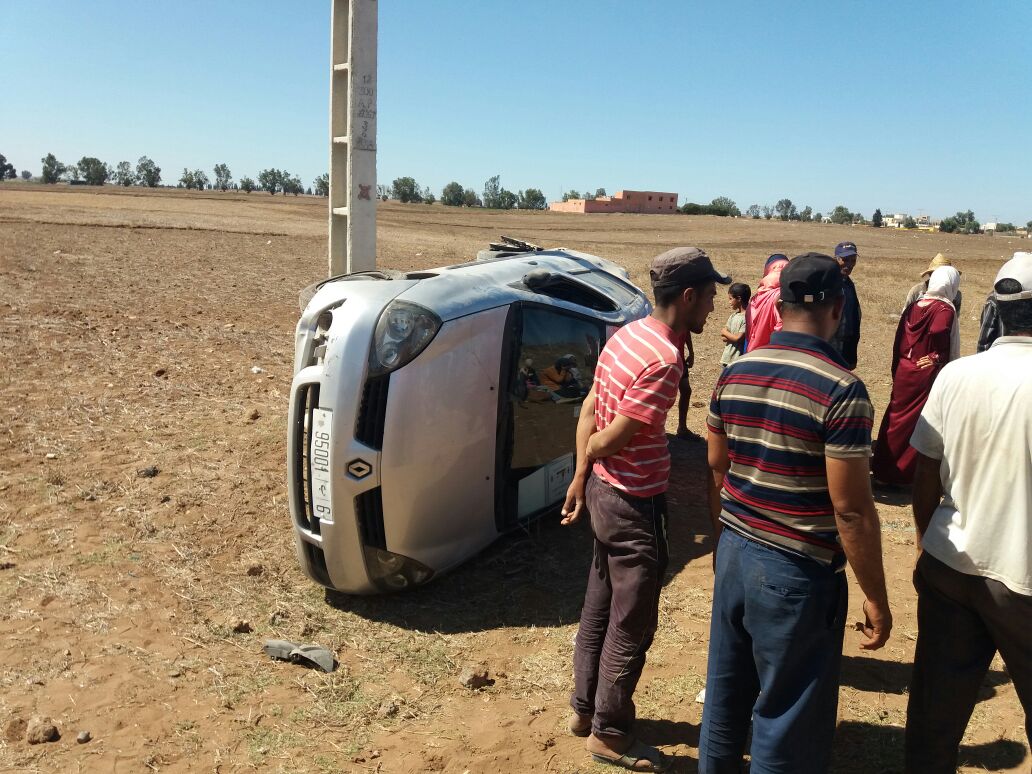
[[872, 266, 961, 485]]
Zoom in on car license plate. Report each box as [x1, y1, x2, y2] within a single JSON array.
[[310, 408, 333, 523]]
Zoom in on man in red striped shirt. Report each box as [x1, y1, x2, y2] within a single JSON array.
[[561, 246, 730, 772]]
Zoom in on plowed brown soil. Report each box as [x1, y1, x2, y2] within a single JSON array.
[[1, 185, 1028, 773]]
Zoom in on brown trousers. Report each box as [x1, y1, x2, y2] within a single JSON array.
[[905, 552, 1032, 773], [570, 473, 669, 740]]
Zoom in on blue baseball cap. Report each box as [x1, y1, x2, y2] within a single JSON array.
[[834, 241, 858, 259], [764, 253, 788, 270]]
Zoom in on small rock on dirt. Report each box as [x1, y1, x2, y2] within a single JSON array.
[[26, 716, 60, 744], [376, 698, 401, 719], [45, 452, 57, 460], [136, 466, 160, 478], [457, 666, 493, 691], [231, 619, 253, 634], [153, 368, 167, 378], [268, 609, 288, 625], [246, 563, 264, 577], [250, 366, 265, 374], [77, 730, 92, 744], [247, 409, 261, 422], [4, 717, 27, 743]]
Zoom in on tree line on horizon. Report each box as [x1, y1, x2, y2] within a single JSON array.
[[3, 152, 1028, 232], [1, 152, 330, 197], [384, 175, 548, 210]]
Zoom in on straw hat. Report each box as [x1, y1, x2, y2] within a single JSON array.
[[921, 253, 956, 278]]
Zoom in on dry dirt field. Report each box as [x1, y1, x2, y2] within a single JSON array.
[[1, 186, 1029, 774]]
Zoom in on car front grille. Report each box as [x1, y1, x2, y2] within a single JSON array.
[[299, 539, 333, 587], [355, 375, 389, 449], [355, 487, 386, 550], [292, 382, 322, 535]]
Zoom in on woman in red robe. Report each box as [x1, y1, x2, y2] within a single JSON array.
[[872, 266, 961, 485], [745, 254, 788, 351]]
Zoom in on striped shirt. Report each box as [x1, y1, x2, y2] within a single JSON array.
[[593, 315, 683, 497], [707, 331, 874, 564]]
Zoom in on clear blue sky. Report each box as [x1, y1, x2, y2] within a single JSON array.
[[2, 0, 1030, 223]]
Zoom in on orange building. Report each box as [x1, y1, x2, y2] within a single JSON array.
[[549, 190, 679, 214]]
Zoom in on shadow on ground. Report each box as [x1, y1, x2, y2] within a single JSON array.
[[840, 655, 1012, 701], [834, 720, 1028, 773], [325, 436, 713, 633], [651, 719, 1028, 774], [872, 480, 913, 508]]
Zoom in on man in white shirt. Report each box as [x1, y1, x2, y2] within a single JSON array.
[[906, 251, 1032, 773]]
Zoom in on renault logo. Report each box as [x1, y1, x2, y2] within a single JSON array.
[[347, 458, 372, 480]]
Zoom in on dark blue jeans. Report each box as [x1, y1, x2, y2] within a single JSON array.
[[699, 528, 848, 774]]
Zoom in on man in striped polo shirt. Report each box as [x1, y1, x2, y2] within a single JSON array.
[[561, 246, 730, 772], [700, 253, 892, 774]]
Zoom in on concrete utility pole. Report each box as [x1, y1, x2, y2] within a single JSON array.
[[329, 0, 377, 276]]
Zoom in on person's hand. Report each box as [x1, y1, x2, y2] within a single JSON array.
[[687, 351, 696, 369], [914, 355, 935, 370], [560, 475, 587, 525], [855, 598, 892, 650]]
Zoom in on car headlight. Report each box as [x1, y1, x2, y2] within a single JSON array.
[[362, 547, 435, 591], [369, 300, 441, 376]]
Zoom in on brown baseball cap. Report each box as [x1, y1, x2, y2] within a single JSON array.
[[649, 246, 731, 290]]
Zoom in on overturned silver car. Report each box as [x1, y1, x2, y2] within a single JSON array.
[[288, 239, 650, 593]]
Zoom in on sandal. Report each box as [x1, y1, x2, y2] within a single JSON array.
[[568, 712, 592, 737], [591, 740, 670, 772]]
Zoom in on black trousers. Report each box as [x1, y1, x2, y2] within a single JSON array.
[[571, 473, 669, 740], [905, 553, 1032, 773]]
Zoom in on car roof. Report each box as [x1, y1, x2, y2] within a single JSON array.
[[314, 248, 649, 324]]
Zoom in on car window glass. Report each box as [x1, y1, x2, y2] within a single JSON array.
[[509, 309, 603, 521], [571, 271, 638, 307]]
